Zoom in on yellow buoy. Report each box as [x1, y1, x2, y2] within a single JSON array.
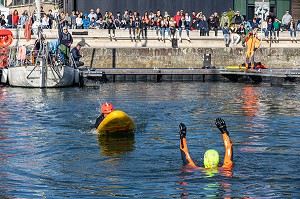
[[226, 65, 247, 70], [96, 110, 135, 135]]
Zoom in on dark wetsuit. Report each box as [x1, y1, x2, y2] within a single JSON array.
[[180, 133, 233, 169], [95, 113, 105, 128]]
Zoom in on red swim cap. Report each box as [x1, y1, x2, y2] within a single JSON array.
[[101, 102, 114, 114]]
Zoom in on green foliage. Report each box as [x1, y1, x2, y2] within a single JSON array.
[[226, 9, 236, 25]]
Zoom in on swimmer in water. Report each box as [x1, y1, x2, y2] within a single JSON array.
[[95, 102, 114, 128], [179, 118, 233, 170]]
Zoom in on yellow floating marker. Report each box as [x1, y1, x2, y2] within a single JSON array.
[[96, 110, 135, 135], [226, 65, 247, 70]]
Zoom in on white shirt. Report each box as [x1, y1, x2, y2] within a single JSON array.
[[185, 16, 191, 23], [282, 13, 292, 25], [42, 17, 49, 26], [88, 13, 97, 21], [76, 17, 83, 25]]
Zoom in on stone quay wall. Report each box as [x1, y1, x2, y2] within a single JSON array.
[[80, 47, 300, 69], [8, 29, 300, 68]]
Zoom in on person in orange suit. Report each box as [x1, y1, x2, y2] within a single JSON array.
[[179, 118, 233, 172], [245, 29, 261, 70]]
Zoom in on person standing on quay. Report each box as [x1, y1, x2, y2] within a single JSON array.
[[59, 27, 73, 64], [245, 29, 261, 70]]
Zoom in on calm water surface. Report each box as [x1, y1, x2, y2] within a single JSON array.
[[0, 82, 299, 198]]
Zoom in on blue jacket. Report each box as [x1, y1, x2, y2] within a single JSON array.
[[267, 22, 273, 31], [89, 21, 99, 28], [83, 17, 90, 29], [251, 21, 259, 30], [198, 19, 207, 30], [222, 27, 230, 35]]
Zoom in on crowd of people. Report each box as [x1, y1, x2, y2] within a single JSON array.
[[1, 7, 300, 45]]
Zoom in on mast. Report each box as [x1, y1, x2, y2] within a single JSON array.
[[34, 0, 42, 39], [35, 0, 47, 88], [35, 0, 41, 23]]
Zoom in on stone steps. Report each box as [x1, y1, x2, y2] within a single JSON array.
[[8, 29, 299, 48]]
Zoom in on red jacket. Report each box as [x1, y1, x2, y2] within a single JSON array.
[[174, 14, 181, 27], [12, 14, 19, 25]]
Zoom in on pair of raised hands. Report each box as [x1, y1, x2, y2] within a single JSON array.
[[179, 118, 227, 138]]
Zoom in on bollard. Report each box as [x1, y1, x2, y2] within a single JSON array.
[[112, 48, 116, 68], [172, 38, 178, 48], [203, 54, 211, 68]]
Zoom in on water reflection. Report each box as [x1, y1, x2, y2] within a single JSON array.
[[177, 178, 233, 198], [0, 87, 9, 126], [97, 133, 135, 156], [242, 85, 259, 117], [203, 182, 223, 198], [204, 168, 219, 178], [177, 167, 234, 198], [0, 83, 299, 198]]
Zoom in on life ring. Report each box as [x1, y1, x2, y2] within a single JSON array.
[[0, 29, 13, 48], [0, 29, 13, 36], [0, 48, 8, 54], [24, 21, 32, 41], [0, 35, 13, 48]]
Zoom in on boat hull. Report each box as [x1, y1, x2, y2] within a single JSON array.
[[7, 66, 75, 88]]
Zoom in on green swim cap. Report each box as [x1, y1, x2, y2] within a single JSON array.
[[204, 149, 220, 169]]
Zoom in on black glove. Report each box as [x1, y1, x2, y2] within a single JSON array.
[[179, 123, 186, 138], [215, 118, 228, 134]]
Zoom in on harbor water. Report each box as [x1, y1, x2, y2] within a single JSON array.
[[0, 82, 299, 198]]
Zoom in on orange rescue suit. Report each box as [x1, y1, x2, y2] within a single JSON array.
[[245, 35, 260, 58]]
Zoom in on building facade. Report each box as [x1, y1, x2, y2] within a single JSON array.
[[67, 0, 298, 21], [234, 0, 298, 21], [68, 0, 234, 18], [2, 0, 299, 22], [1, 0, 62, 7]]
